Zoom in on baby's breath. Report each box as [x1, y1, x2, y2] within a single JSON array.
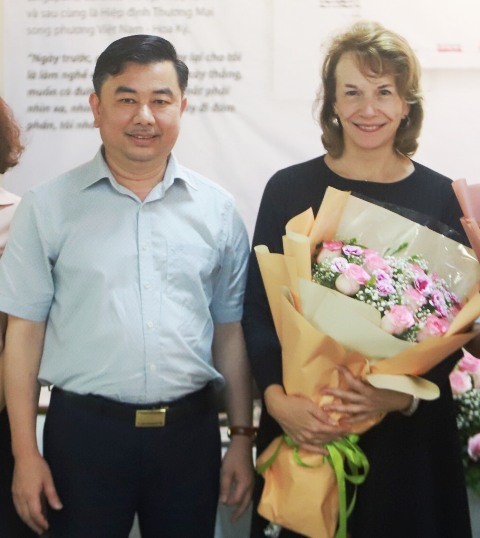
[[312, 263, 337, 288]]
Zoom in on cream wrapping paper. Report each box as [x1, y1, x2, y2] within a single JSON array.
[[254, 187, 480, 538], [452, 178, 480, 262]]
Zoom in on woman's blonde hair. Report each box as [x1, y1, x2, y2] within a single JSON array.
[[316, 21, 423, 158]]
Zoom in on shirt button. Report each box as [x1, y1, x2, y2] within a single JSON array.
[[149, 364, 157, 372], [141, 243, 148, 251], [144, 283, 151, 289], [146, 321, 154, 329]]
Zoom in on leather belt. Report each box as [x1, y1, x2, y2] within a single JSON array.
[[51, 383, 217, 428]]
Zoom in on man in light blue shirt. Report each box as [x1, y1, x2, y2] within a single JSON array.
[[0, 35, 254, 537]]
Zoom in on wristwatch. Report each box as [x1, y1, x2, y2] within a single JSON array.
[[227, 426, 257, 441]]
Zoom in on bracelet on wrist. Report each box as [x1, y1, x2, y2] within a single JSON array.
[[227, 426, 257, 441], [401, 396, 420, 417]]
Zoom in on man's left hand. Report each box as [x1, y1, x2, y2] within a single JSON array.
[[219, 435, 255, 522]]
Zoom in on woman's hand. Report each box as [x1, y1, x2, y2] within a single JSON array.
[[322, 367, 413, 426], [264, 385, 350, 453]]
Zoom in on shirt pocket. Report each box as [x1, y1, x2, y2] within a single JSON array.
[[166, 242, 219, 304]]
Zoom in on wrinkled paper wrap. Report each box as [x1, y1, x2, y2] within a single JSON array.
[[255, 187, 480, 538], [452, 178, 480, 262]]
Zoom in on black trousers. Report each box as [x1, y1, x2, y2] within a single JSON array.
[[44, 387, 221, 538], [0, 408, 38, 538]]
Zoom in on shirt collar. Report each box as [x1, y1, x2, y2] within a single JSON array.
[[162, 153, 199, 192], [79, 148, 199, 195], [78, 148, 113, 191]]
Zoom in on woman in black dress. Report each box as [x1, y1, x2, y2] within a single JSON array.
[[0, 98, 36, 537], [243, 21, 472, 538]]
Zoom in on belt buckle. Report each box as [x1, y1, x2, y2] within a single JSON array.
[[135, 407, 167, 428]]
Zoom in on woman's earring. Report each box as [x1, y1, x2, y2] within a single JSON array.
[[332, 114, 341, 127]]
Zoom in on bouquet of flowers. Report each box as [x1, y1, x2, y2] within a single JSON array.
[[450, 350, 480, 496], [312, 239, 461, 344], [254, 187, 480, 538]]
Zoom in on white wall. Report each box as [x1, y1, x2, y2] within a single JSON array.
[[1, 1, 479, 237]]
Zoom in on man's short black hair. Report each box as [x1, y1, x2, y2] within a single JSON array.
[[92, 35, 189, 94]]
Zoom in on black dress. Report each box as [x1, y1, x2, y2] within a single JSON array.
[[243, 156, 472, 538]]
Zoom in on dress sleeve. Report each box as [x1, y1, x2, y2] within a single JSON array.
[[242, 175, 287, 395]]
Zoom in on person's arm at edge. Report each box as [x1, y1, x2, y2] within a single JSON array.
[[212, 320, 254, 523], [5, 316, 62, 534], [0, 312, 8, 410], [464, 322, 480, 357]]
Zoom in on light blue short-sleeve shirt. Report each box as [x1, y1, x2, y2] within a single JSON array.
[[0, 149, 250, 403]]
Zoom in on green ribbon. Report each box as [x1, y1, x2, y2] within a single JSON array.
[[256, 434, 369, 538], [326, 435, 369, 538]]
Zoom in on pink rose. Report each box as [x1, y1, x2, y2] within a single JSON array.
[[380, 305, 415, 335], [335, 273, 360, 296], [467, 433, 480, 462], [364, 252, 391, 273], [402, 286, 427, 310], [416, 315, 450, 342], [316, 241, 343, 263], [449, 370, 473, 395], [335, 264, 369, 295], [458, 351, 480, 374], [344, 263, 370, 284], [324, 241, 344, 250]]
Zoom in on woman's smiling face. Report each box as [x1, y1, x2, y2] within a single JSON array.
[[333, 52, 409, 153]]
